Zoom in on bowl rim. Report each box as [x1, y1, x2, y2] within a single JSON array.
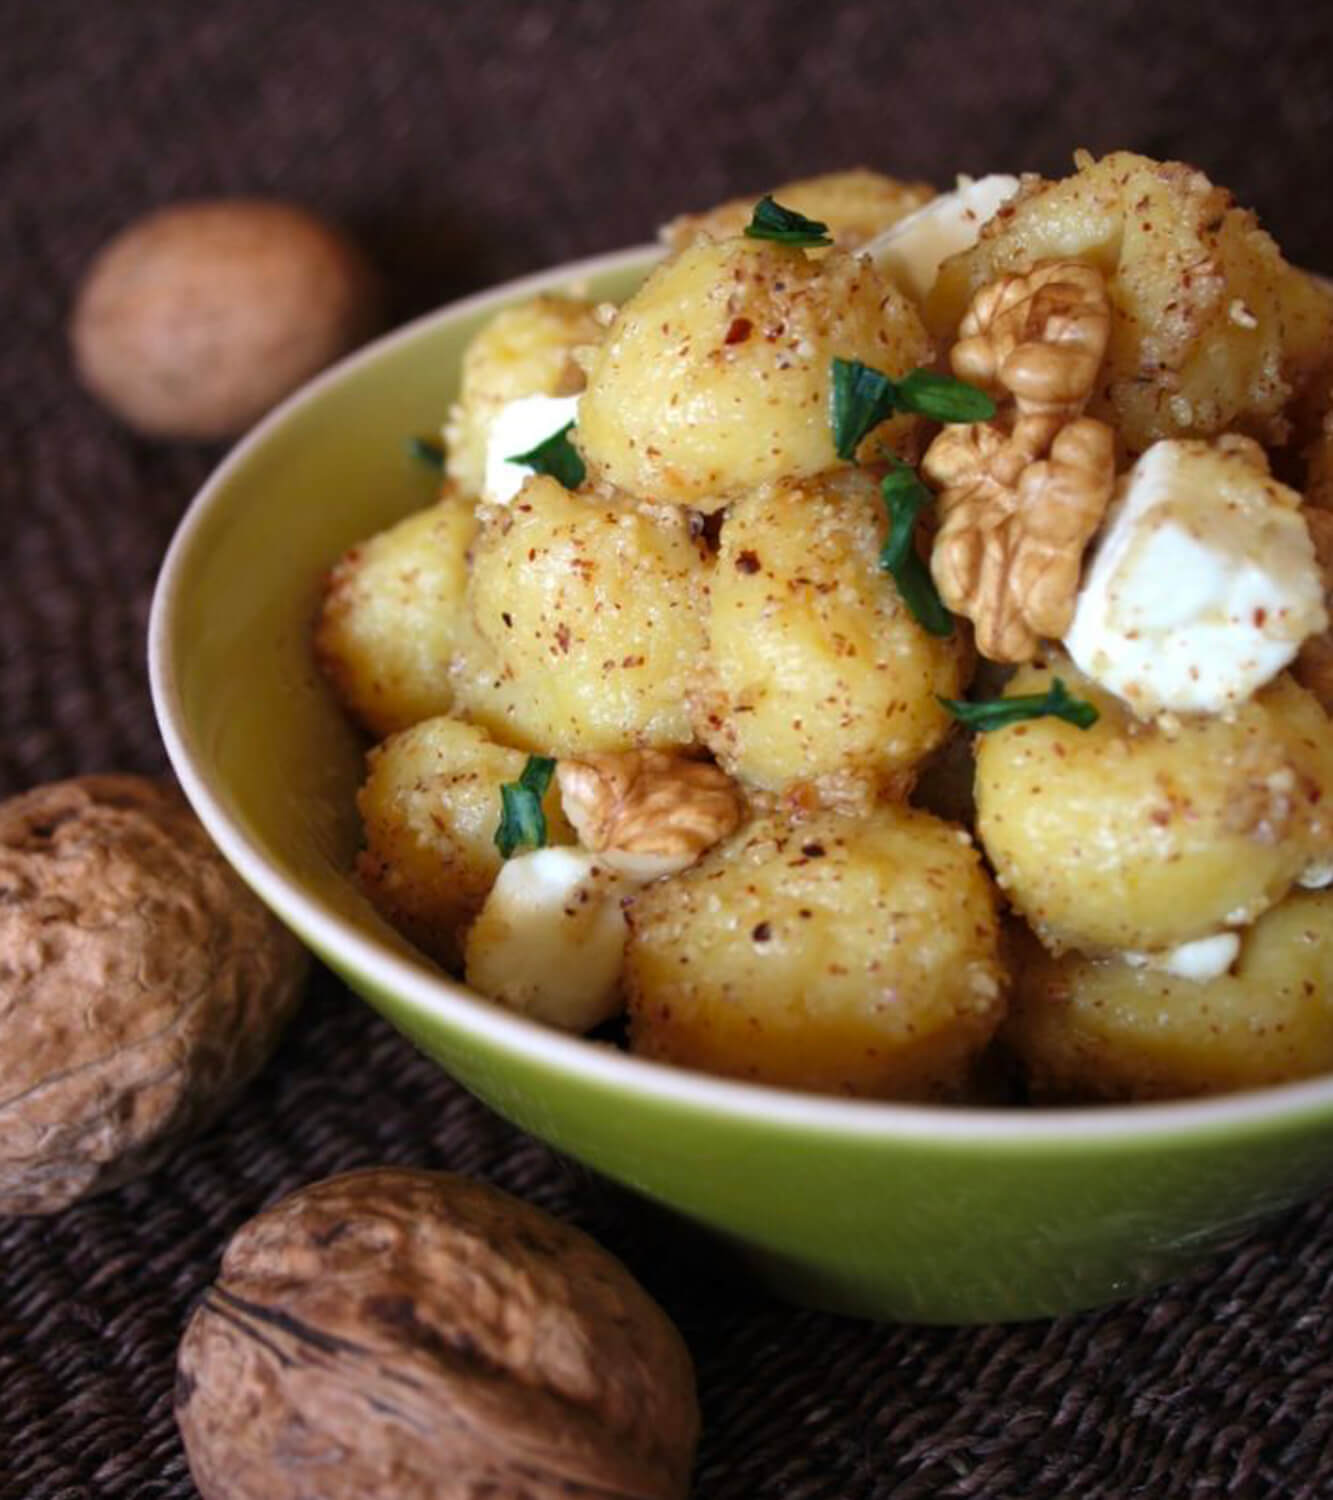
[[149, 241, 1333, 1150]]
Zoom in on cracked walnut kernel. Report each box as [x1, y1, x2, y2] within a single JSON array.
[[923, 259, 1117, 663], [925, 415, 1116, 663], [556, 750, 741, 864], [950, 259, 1111, 421]]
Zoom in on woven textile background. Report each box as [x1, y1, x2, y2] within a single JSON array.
[[4, 2, 1333, 1496]]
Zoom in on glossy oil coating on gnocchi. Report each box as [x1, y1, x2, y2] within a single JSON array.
[[316, 152, 1333, 1103]]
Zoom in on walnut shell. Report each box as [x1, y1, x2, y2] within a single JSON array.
[[0, 775, 306, 1214], [70, 198, 381, 439], [175, 1168, 700, 1500]]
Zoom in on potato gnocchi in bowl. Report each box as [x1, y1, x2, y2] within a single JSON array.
[[315, 151, 1333, 1106]]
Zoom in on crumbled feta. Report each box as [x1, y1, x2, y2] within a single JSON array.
[[861, 174, 1021, 303], [482, 393, 581, 505], [1123, 931, 1241, 982], [463, 847, 628, 1032], [1064, 439, 1326, 717]]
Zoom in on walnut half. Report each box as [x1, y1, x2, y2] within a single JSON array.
[[950, 259, 1111, 422], [926, 416, 1117, 661], [923, 259, 1117, 662], [556, 750, 741, 875]]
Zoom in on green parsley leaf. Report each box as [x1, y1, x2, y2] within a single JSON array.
[[831, 357, 898, 460], [494, 755, 557, 859], [744, 195, 834, 248], [830, 359, 996, 458], [892, 368, 996, 423], [939, 677, 1100, 733], [507, 421, 586, 490], [405, 435, 446, 470], [878, 462, 953, 638]]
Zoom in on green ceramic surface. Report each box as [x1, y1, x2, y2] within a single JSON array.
[[150, 247, 1333, 1325]]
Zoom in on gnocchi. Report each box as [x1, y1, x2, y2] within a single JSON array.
[[693, 468, 967, 803], [975, 661, 1333, 955], [661, 168, 935, 255], [451, 477, 709, 754], [576, 237, 932, 509], [315, 488, 476, 738], [317, 152, 1333, 1104], [928, 150, 1333, 456], [625, 807, 1006, 1099], [1005, 893, 1333, 1100], [444, 294, 604, 497], [357, 716, 572, 968]]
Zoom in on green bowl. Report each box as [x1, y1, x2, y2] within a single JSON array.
[[149, 246, 1333, 1324]]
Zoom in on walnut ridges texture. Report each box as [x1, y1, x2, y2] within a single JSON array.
[[0, 775, 306, 1214], [924, 260, 1116, 662], [557, 750, 742, 861], [175, 1168, 700, 1500], [925, 415, 1116, 661]]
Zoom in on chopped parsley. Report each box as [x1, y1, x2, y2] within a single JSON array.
[[830, 357, 996, 459], [831, 358, 898, 460], [878, 463, 953, 638], [507, 421, 586, 490], [744, 195, 833, 248], [892, 368, 998, 424], [939, 678, 1100, 732], [494, 756, 557, 858]]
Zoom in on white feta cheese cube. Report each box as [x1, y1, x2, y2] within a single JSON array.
[[1064, 439, 1326, 717], [463, 846, 629, 1032], [861, 174, 1021, 303], [482, 393, 581, 505]]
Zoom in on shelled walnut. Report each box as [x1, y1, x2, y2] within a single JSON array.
[[924, 260, 1117, 661], [950, 260, 1111, 424], [175, 1168, 700, 1500], [925, 416, 1116, 661], [557, 749, 742, 874], [462, 752, 742, 1031], [0, 775, 306, 1214]]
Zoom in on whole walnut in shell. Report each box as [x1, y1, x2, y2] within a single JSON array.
[[176, 1168, 700, 1500], [70, 198, 381, 439], [0, 775, 306, 1214]]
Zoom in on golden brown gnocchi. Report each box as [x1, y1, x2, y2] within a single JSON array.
[[575, 237, 931, 510], [444, 294, 604, 497], [692, 468, 968, 803], [625, 806, 1006, 1099], [1005, 893, 1333, 1100], [975, 662, 1333, 955], [315, 489, 476, 738], [661, 168, 935, 255], [451, 476, 709, 754], [320, 155, 1333, 1106], [928, 150, 1333, 456], [356, 716, 572, 968]]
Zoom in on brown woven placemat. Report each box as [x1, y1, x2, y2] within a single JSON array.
[[5, 3, 1333, 1496]]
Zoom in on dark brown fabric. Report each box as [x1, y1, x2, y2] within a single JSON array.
[[4, 2, 1333, 1495]]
